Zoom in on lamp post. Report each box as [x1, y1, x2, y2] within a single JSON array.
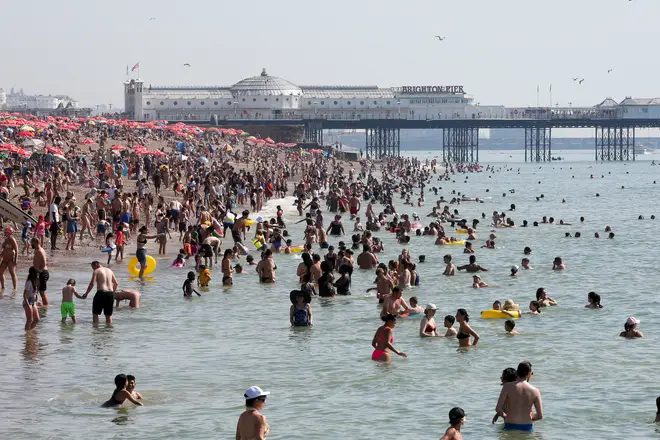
[[397, 101, 401, 119], [312, 101, 318, 119]]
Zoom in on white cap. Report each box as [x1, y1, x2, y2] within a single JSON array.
[[244, 386, 270, 399], [256, 216, 264, 223], [511, 265, 519, 272], [425, 303, 438, 311], [626, 316, 640, 327]]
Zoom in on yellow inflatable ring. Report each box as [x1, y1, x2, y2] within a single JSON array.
[[128, 255, 157, 276], [445, 240, 466, 245], [289, 246, 304, 253], [481, 310, 521, 319], [456, 229, 468, 234], [245, 219, 255, 226]]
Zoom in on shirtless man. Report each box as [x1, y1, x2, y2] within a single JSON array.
[[357, 244, 379, 270], [349, 194, 361, 219], [31, 238, 49, 305], [236, 386, 270, 440], [495, 361, 543, 432], [380, 287, 410, 318], [83, 261, 119, 326], [233, 210, 249, 246], [443, 254, 456, 276], [114, 289, 141, 308], [201, 235, 222, 267], [457, 255, 488, 273], [256, 249, 276, 283]]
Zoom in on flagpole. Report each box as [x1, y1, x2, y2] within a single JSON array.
[[536, 85, 539, 108], [549, 84, 552, 108]]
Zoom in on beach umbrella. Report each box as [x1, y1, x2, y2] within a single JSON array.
[[22, 139, 45, 148], [17, 131, 34, 137], [0, 153, 7, 159], [19, 125, 34, 132], [111, 145, 127, 151], [276, 142, 285, 147], [197, 157, 209, 164], [46, 146, 63, 155], [81, 139, 95, 145], [226, 145, 233, 151], [264, 137, 274, 144], [152, 150, 165, 156]]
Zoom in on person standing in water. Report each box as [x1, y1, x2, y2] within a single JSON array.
[[371, 314, 407, 362], [102, 374, 143, 407], [456, 308, 479, 347], [495, 361, 543, 432], [82, 261, 118, 326], [135, 226, 157, 279], [440, 407, 466, 440], [236, 386, 270, 440], [31, 238, 49, 305]]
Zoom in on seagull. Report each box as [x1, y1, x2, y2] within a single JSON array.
[[149, 17, 156, 20], [434, 36, 445, 41], [572, 77, 579, 81], [608, 69, 613, 73], [183, 63, 191, 67], [579, 78, 585, 84]]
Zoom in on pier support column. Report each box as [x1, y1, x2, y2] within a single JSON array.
[[365, 127, 400, 158], [595, 126, 634, 161], [304, 122, 324, 145], [524, 126, 552, 162], [442, 127, 479, 163]]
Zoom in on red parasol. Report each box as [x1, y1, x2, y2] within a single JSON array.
[[46, 146, 64, 155], [112, 145, 127, 151]]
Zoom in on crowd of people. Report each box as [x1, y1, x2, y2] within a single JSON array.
[[0, 112, 654, 438]]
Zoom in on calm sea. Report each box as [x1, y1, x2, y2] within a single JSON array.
[[1, 150, 659, 439]]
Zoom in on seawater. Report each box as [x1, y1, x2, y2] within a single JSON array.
[[1, 150, 660, 439]]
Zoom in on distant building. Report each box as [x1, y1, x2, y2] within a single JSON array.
[[4, 88, 79, 111], [124, 68, 504, 122], [0, 88, 6, 109]]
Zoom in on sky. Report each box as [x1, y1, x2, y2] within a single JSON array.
[[1, 0, 658, 110]]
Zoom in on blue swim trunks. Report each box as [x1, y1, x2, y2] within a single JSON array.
[[503, 423, 533, 432]]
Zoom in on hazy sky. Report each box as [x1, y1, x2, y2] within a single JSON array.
[[1, 0, 658, 109]]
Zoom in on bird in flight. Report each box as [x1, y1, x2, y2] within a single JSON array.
[[434, 36, 445, 41], [607, 69, 613, 73], [579, 78, 585, 84], [572, 77, 579, 81], [149, 17, 156, 20], [183, 63, 191, 67]]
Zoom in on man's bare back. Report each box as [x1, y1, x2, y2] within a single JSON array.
[[236, 410, 268, 440], [496, 380, 543, 425], [94, 266, 117, 292]]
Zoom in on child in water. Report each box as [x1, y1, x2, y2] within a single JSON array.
[[197, 265, 211, 287], [406, 296, 424, 315], [492, 368, 518, 424], [104, 232, 115, 265], [504, 319, 518, 335], [172, 253, 186, 267], [61, 279, 84, 323], [182, 271, 201, 298], [444, 315, 458, 337]]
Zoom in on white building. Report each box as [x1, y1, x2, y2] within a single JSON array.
[[0, 89, 6, 109], [4, 90, 79, 110], [124, 68, 505, 122]]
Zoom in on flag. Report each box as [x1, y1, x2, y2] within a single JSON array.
[[131, 62, 140, 72]]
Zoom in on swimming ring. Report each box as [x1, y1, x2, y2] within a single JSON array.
[[455, 229, 468, 234], [480, 310, 521, 319], [128, 255, 157, 276], [245, 219, 255, 226], [289, 246, 304, 253], [445, 240, 466, 245]]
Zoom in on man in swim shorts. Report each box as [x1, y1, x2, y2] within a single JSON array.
[[495, 361, 543, 432], [83, 261, 119, 326], [31, 238, 49, 305]]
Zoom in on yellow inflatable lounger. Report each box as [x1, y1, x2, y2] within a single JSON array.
[[445, 240, 466, 245], [456, 229, 468, 234], [481, 310, 521, 319]]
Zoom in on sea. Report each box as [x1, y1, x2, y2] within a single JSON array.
[[1, 149, 659, 439]]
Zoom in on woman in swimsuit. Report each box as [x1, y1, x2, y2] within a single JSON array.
[[289, 290, 313, 327], [135, 226, 157, 279], [620, 316, 643, 338], [0, 227, 19, 290], [22, 267, 40, 331], [221, 249, 234, 285], [371, 314, 407, 362], [535, 287, 557, 307], [65, 201, 79, 251], [419, 303, 440, 337], [455, 308, 480, 347], [102, 374, 143, 407]]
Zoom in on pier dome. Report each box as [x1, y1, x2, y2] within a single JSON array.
[[230, 68, 302, 97]]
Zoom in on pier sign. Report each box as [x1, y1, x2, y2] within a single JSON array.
[[400, 86, 464, 94]]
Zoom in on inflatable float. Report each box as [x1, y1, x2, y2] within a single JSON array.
[[100, 245, 116, 253], [455, 229, 469, 234], [445, 240, 466, 245], [128, 255, 157, 276], [481, 310, 521, 319]]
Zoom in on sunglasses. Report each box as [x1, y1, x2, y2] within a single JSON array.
[[257, 396, 267, 402]]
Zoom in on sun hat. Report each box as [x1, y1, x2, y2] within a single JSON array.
[[503, 299, 520, 310], [244, 386, 270, 399], [289, 289, 311, 305], [626, 316, 640, 327], [425, 303, 438, 311]]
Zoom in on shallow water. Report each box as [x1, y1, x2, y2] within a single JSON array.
[[2, 150, 660, 439]]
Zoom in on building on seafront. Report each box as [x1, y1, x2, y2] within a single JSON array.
[[124, 68, 506, 122], [0, 87, 90, 117]]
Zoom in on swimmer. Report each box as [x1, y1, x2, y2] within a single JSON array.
[[61, 279, 84, 323], [444, 315, 457, 337], [101, 374, 143, 407], [221, 249, 234, 286], [419, 303, 440, 337], [521, 258, 532, 270], [495, 362, 543, 432], [290, 289, 313, 327], [407, 296, 424, 315], [126, 374, 143, 400], [456, 308, 479, 347], [197, 264, 211, 287], [237, 386, 270, 440], [114, 289, 141, 308], [585, 291, 603, 309], [620, 316, 643, 338], [655, 397, 660, 423], [552, 257, 566, 271], [440, 407, 466, 440], [457, 255, 488, 273], [505, 319, 518, 335], [472, 275, 488, 289], [527, 301, 542, 315], [182, 271, 201, 298], [443, 254, 456, 276], [536, 288, 557, 307], [371, 314, 407, 362], [492, 367, 518, 423], [381, 286, 410, 318]]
